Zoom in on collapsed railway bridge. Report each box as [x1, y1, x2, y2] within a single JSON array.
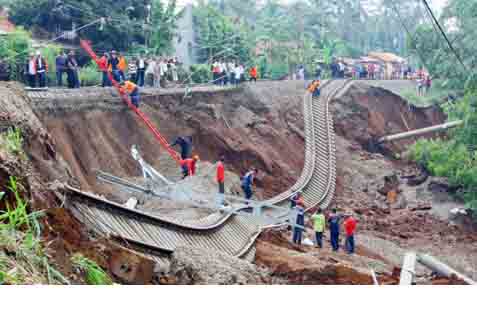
[[26, 80, 350, 267], [3, 78, 476, 284]]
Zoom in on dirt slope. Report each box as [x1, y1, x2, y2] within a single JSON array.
[[332, 82, 446, 154], [33, 82, 308, 199]]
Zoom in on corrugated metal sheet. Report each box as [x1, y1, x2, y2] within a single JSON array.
[[65, 187, 265, 261]]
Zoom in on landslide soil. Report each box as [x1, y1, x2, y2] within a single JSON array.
[[33, 82, 308, 200]]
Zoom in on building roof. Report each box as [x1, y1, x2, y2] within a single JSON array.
[[367, 52, 406, 63]]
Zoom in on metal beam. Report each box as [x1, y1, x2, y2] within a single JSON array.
[[378, 121, 463, 144], [417, 254, 476, 285]]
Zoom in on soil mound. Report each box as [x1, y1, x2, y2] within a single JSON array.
[[332, 82, 446, 154]]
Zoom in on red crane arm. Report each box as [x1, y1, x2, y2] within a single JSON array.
[[80, 40, 181, 165]]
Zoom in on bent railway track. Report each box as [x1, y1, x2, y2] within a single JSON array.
[[63, 79, 351, 265]]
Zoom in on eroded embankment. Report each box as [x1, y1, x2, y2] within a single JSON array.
[[32, 82, 308, 199], [332, 82, 446, 154]]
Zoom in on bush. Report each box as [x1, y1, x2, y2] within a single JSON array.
[[79, 62, 101, 87], [408, 136, 477, 214], [189, 64, 211, 84], [0, 28, 31, 81]]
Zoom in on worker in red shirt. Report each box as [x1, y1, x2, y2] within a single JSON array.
[[216, 156, 225, 205], [343, 213, 357, 254], [180, 155, 199, 179], [98, 52, 111, 87]]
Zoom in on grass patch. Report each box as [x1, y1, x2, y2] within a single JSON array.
[[400, 81, 461, 107], [0, 177, 69, 285], [0, 127, 25, 158], [71, 253, 112, 285]]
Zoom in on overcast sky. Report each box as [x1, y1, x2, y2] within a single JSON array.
[[174, 0, 448, 13]]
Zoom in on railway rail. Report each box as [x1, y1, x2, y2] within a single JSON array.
[[63, 79, 351, 265]]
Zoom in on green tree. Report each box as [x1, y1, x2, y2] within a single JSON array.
[[149, 0, 181, 55], [8, 0, 149, 51], [193, 4, 251, 64]]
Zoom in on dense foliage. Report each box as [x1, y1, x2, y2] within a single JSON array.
[[192, 3, 252, 64], [409, 92, 477, 215], [405, 0, 477, 90], [0, 29, 31, 80]]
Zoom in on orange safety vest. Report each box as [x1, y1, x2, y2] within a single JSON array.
[[118, 57, 127, 71], [307, 81, 320, 93], [123, 81, 137, 94], [250, 67, 258, 78]]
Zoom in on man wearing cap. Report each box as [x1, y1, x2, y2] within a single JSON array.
[[343, 213, 357, 254], [35, 51, 49, 88]]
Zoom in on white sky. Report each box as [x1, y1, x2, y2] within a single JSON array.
[[174, 0, 448, 13], [177, 0, 447, 10]]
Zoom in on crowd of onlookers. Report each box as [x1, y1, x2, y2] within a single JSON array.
[[24, 49, 182, 89], [210, 60, 258, 85], [25, 50, 80, 89], [98, 51, 181, 88]]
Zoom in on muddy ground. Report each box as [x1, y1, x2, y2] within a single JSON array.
[[2, 80, 476, 284]]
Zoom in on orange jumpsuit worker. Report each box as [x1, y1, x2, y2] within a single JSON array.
[[249, 66, 258, 82], [119, 81, 140, 108]]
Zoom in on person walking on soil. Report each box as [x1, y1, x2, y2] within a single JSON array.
[[343, 213, 357, 254], [249, 66, 258, 83], [241, 168, 258, 204], [171, 136, 192, 160], [328, 208, 341, 252], [119, 80, 140, 108], [292, 199, 306, 245], [216, 156, 225, 206], [312, 208, 326, 248]]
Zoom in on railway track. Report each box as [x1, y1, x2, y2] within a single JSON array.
[[63, 79, 351, 265], [258, 79, 351, 218]]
